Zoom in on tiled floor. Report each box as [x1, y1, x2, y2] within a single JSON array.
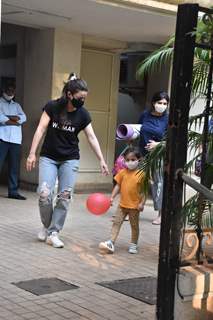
[[0, 186, 160, 320]]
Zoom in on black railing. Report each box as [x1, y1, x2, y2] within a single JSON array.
[[180, 172, 213, 202]]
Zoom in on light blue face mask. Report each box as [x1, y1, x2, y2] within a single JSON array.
[[154, 103, 167, 113]]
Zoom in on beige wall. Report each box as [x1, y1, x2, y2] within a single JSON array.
[[51, 30, 82, 99]]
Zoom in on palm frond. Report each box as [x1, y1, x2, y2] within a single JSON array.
[[136, 37, 174, 81], [182, 194, 199, 228], [192, 55, 209, 95], [181, 194, 213, 228], [188, 130, 203, 153], [136, 21, 211, 97], [195, 17, 213, 47], [185, 153, 202, 175], [138, 141, 166, 195], [194, 47, 210, 63]]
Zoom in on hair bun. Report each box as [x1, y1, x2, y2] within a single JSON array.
[[69, 73, 77, 81]]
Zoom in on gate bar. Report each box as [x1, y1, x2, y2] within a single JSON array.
[[156, 4, 199, 320], [180, 172, 213, 202]]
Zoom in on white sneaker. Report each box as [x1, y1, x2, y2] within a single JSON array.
[[46, 232, 64, 248], [99, 240, 114, 253], [38, 227, 48, 242], [128, 243, 138, 254]]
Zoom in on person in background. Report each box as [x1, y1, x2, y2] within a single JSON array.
[[26, 73, 109, 248], [138, 91, 169, 225], [99, 147, 145, 254], [0, 83, 27, 200]]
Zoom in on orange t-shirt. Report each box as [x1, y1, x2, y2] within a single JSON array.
[[114, 168, 145, 209]]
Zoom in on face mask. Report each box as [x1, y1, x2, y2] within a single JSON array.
[[3, 93, 14, 101], [71, 97, 84, 109], [154, 103, 167, 114], [125, 160, 138, 170]]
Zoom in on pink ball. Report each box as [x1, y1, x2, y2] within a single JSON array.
[[86, 193, 110, 215]]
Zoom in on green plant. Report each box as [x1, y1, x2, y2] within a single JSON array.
[[137, 13, 213, 262], [136, 18, 212, 97]]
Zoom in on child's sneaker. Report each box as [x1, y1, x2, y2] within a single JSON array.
[[128, 243, 138, 254], [99, 240, 114, 253], [46, 232, 64, 248]]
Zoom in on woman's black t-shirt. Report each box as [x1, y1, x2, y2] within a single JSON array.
[[40, 98, 91, 161]]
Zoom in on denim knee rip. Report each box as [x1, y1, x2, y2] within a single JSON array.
[[55, 189, 72, 211], [38, 182, 52, 205], [57, 189, 72, 201]]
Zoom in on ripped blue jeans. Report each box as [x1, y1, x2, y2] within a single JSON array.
[[38, 156, 79, 234]]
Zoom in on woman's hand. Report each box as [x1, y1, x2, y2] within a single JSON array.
[[145, 140, 159, 151], [100, 160, 109, 176], [26, 153, 36, 171]]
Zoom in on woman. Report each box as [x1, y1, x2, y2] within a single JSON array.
[[138, 91, 169, 225], [26, 73, 109, 248]]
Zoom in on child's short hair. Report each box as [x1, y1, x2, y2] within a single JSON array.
[[123, 147, 141, 159]]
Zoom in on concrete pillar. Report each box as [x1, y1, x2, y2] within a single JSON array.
[[20, 28, 54, 187]]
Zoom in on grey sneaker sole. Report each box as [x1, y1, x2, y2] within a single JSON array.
[[38, 236, 47, 242], [37, 232, 47, 242], [128, 248, 138, 254]]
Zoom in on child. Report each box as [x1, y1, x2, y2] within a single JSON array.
[[99, 147, 145, 254]]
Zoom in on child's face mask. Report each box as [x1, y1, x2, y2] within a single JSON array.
[[125, 160, 138, 170]]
